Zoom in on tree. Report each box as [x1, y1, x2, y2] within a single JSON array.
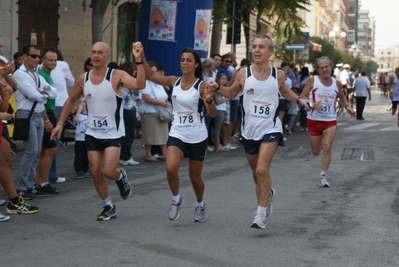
[[210, 0, 229, 56], [90, 0, 112, 44]]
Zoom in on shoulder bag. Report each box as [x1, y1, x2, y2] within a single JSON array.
[[12, 102, 38, 141]]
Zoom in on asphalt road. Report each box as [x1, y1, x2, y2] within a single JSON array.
[[1, 86, 398, 267]]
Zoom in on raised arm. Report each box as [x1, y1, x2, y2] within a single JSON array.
[[208, 67, 244, 99]]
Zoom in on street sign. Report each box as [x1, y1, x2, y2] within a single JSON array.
[[284, 44, 305, 50], [298, 48, 309, 60]]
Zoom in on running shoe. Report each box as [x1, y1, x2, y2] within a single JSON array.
[[266, 188, 276, 218], [116, 168, 132, 200], [97, 205, 117, 221], [17, 191, 33, 200], [319, 177, 330, 187], [6, 196, 38, 214], [84, 171, 92, 178], [37, 184, 60, 194], [28, 188, 47, 197], [251, 212, 267, 229], [0, 212, 10, 222], [76, 171, 85, 179], [0, 199, 5, 206], [168, 197, 182, 221], [193, 203, 206, 222]]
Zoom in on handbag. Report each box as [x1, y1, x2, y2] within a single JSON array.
[[12, 102, 37, 141], [150, 84, 173, 122], [155, 104, 173, 122]]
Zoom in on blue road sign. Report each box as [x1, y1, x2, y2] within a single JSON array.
[[284, 44, 305, 50]]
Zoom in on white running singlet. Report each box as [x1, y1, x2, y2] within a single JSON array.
[[169, 77, 207, 143], [84, 68, 125, 139], [241, 65, 282, 140], [306, 76, 338, 122]]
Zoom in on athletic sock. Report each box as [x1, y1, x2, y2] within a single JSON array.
[[257, 206, 267, 216], [103, 197, 113, 208], [172, 194, 181, 204], [196, 201, 204, 208]]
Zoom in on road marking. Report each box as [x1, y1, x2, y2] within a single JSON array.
[[342, 123, 379, 131]]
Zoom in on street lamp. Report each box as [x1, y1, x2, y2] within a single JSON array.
[[348, 43, 359, 57], [329, 25, 346, 48]]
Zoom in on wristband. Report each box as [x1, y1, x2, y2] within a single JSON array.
[[344, 104, 349, 108], [205, 99, 213, 104], [44, 120, 50, 123], [135, 61, 143, 65]]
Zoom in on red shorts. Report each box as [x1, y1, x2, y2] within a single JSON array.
[[307, 119, 337, 136]]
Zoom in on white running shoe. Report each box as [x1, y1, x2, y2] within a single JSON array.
[[251, 212, 267, 229], [168, 197, 182, 221], [319, 177, 330, 187]]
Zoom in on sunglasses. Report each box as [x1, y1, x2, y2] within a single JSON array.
[[29, 54, 41, 59], [224, 60, 232, 63]]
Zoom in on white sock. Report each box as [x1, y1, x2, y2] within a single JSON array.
[[257, 206, 267, 216], [103, 197, 113, 208], [40, 182, 49, 187], [172, 194, 181, 203], [321, 171, 326, 177], [196, 201, 204, 208], [117, 172, 123, 181]]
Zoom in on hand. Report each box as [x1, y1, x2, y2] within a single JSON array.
[[3, 62, 15, 75], [346, 106, 356, 118], [44, 121, 54, 133], [161, 100, 169, 107], [311, 101, 322, 111], [50, 125, 62, 140], [207, 80, 219, 91], [132, 42, 143, 61], [203, 87, 214, 100], [0, 82, 13, 95], [0, 112, 13, 121]]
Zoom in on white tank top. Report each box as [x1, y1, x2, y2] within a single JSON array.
[[307, 76, 338, 122], [241, 65, 282, 140], [84, 68, 125, 139], [392, 76, 399, 101], [169, 77, 207, 143]]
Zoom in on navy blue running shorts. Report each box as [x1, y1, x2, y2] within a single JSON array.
[[241, 132, 284, 155], [167, 136, 207, 161]]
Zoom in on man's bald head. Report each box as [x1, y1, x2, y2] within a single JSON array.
[[92, 42, 110, 54]]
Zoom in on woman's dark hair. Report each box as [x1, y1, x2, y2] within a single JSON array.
[[56, 48, 64, 61], [299, 66, 309, 83], [84, 57, 91, 72], [118, 62, 135, 77], [216, 73, 227, 83], [180, 48, 203, 79]]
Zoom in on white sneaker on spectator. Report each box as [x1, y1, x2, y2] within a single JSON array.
[[0, 199, 6, 206], [119, 158, 139, 166], [54, 177, 66, 183]]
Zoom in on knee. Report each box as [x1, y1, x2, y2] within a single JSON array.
[[311, 149, 321, 156]]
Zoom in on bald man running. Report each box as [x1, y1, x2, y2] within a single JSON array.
[[51, 42, 145, 220]]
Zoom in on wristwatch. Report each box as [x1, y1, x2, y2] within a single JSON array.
[[307, 102, 313, 108]]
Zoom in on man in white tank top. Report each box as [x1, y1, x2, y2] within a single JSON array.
[[300, 57, 355, 188], [51, 42, 146, 221], [209, 34, 309, 230]]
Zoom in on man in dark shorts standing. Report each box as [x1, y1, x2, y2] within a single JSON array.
[[51, 42, 145, 220]]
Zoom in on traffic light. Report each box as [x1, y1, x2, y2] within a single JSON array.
[[226, 1, 241, 45]]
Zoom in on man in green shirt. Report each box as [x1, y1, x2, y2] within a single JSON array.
[[36, 47, 60, 194]]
